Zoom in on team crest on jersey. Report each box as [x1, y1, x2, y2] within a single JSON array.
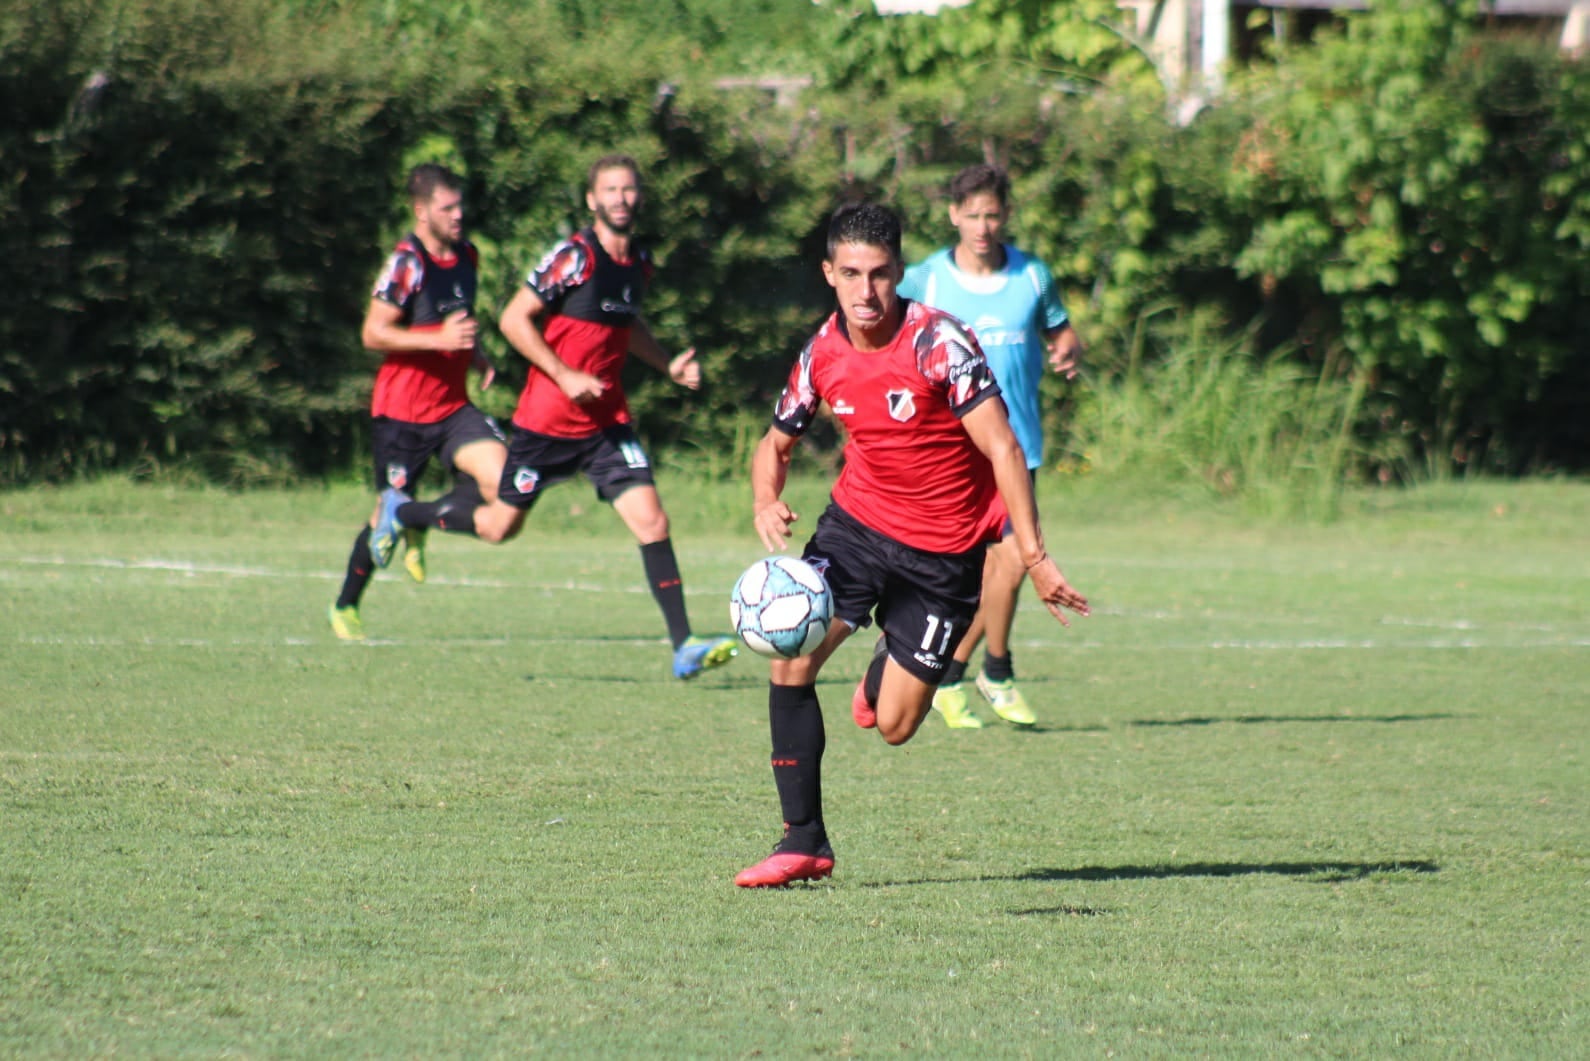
[[885, 388, 916, 423], [513, 466, 541, 495], [386, 464, 409, 490]]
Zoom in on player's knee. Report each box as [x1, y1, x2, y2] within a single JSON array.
[[770, 656, 822, 685], [475, 504, 523, 544], [634, 513, 670, 543], [877, 718, 917, 746]]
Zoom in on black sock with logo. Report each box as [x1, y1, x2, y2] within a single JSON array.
[[641, 539, 692, 650], [768, 682, 826, 852], [335, 527, 374, 609], [398, 476, 482, 535]]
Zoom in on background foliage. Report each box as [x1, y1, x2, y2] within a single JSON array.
[[2, 0, 1586, 488]]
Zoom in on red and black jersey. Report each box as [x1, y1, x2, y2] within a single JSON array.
[[773, 300, 1008, 554], [369, 234, 479, 424], [512, 228, 655, 439]]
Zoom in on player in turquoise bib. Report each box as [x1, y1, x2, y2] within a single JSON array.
[[899, 163, 1083, 729]]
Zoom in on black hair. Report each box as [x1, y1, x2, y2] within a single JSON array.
[[825, 202, 903, 263]]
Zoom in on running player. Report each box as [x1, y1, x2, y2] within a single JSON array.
[[495, 154, 737, 680], [899, 163, 1084, 729], [734, 202, 1089, 887], [329, 163, 524, 641]]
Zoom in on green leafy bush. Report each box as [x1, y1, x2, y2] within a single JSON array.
[[1221, 3, 1590, 474], [2, 0, 1586, 492]]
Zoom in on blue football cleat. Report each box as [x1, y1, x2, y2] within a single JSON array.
[[370, 487, 409, 569], [673, 635, 738, 680]]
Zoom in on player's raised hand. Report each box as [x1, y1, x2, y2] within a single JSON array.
[[439, 309, 478, 351], [557, 367, 607, 405], [753, 499, 799, 553], [1027, 555, 1089, 627], [669, 348, 702, 390]]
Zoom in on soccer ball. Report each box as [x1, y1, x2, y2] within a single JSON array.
[[730, 556, 834, 660]]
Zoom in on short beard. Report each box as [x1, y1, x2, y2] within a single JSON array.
[[419, 218, 459, 252], [594, 204, 634, 235]]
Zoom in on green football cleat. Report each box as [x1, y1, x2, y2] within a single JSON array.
[[328, 603, 365, 642], [976, 672, 1036, 727], [673, 635, 738, 679], [402, 528, 427, 584], [931, 681, 984, 729]]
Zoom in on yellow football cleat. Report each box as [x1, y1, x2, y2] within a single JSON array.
[[402, 528, 426, 584], [976, 673, 1036, 727], [931, 681, 984, 729], [328, 603, 365, 642]]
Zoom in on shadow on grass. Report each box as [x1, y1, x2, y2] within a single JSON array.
[[998, 722, 1110, 734], [1009, 905, 1110, 918], [518, 670, 856, 690], [865, 859, 1439, 891], [1128, 713, 1460, 727], [1014, 860, 1439, 883]]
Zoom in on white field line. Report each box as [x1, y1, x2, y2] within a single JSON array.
[[6, 555, 1589, 651], [14, 634, 664, 648], [6, 555, 652, 595], [10, 555, 1579, 627], [13, 634, 1590, 651]]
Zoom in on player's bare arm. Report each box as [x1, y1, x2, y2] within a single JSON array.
[[628, 320, 701, 390], [961, 398, 1089, 624], [361, 300, 477, 354], [471, 348, 495, 391], [750, 426, 800, 552], [1046, 323, 1083, 380], [498, 286, 606, 404]]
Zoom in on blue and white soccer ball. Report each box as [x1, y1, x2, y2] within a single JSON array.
[[730, 556, 835, 660]]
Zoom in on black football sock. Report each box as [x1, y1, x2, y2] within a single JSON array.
[[862, 640, 888, 706], [941, 658, 969, 686], [982, 650, 1015, 683], [769, 682, 826, 851], [398, 477, 483, 536], [335, 527, 375, 609], [640, 539, 692, 650]]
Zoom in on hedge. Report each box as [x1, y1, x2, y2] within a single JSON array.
[[3, 0, 1586, 485]]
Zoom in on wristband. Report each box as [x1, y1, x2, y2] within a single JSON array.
[[1024, 552, 1049, 570]]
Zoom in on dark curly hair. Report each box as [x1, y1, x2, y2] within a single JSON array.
[[825, 202, 902, 263]]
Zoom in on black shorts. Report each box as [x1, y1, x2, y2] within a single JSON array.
[[370, 405, 505, 493], [498, 424, 656, 511], [801, 503, 987, 685]]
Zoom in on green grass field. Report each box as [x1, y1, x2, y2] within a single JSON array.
[[2, 476, 1585, 1056]]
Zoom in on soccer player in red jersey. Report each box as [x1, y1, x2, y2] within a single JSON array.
[[329, 163, 525, 641], [496, 155, 736, 680], [734, 203, 1089, 887]]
